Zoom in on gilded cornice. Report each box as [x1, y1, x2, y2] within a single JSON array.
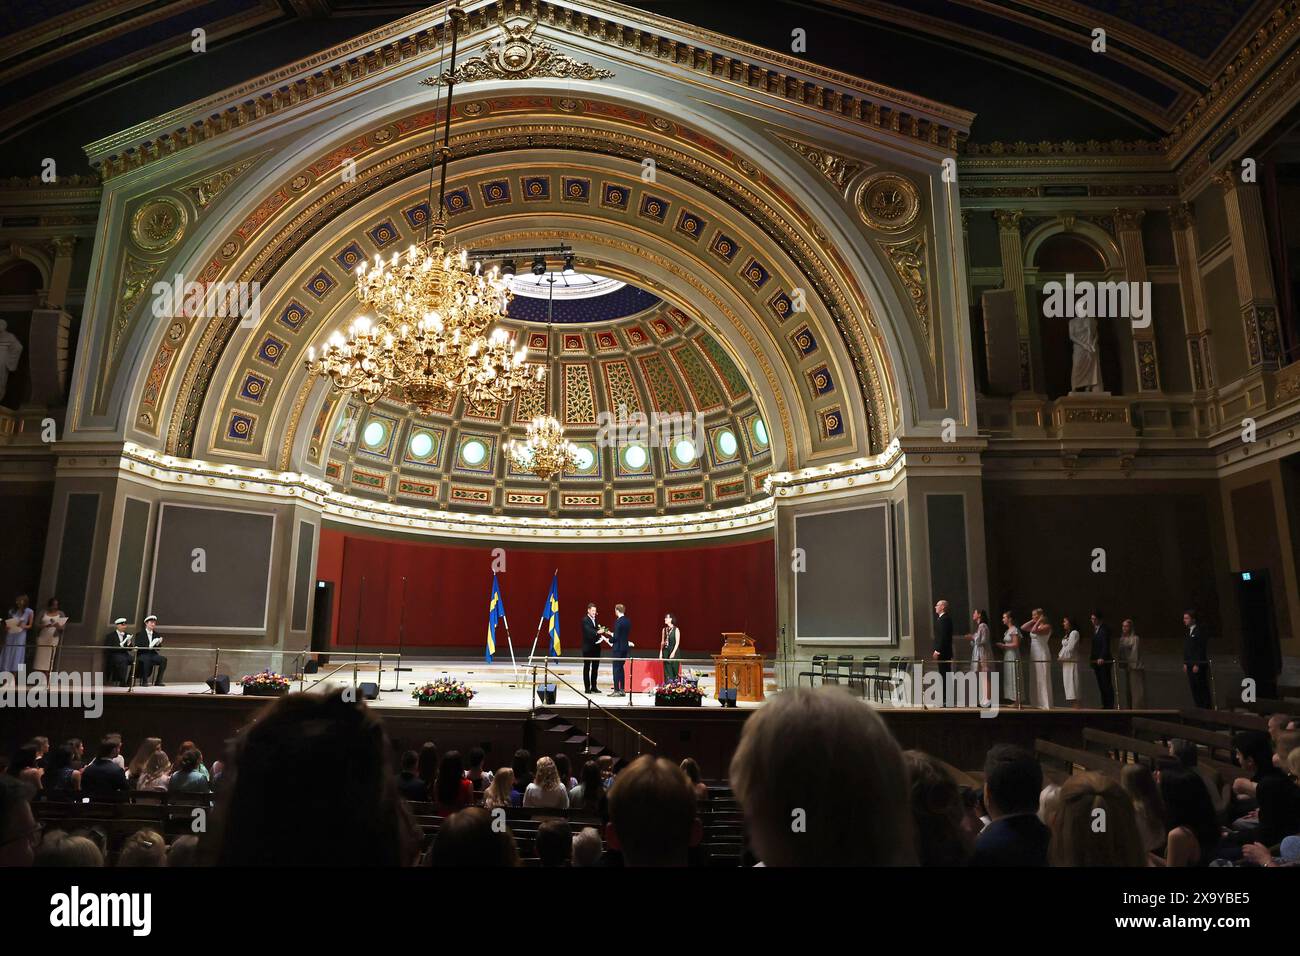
[[84, 0, 971, 181]]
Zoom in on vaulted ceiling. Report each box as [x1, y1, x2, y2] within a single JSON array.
[[0, 0, 1284, 177]]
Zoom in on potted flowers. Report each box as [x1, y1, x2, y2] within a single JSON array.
[[654, 677, 703, 707], [241, 670, 292, 697], [412, 678, 475, 707]]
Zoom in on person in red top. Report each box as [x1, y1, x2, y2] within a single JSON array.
[[434, 750, 473, 816]]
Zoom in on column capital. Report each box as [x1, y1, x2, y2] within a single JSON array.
[[1167, 202, 1195, 229], [992, 209, 1023, 232], [1113, 207, 1146, 232]]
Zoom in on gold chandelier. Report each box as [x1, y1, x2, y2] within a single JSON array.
[[507, 271, 580, 481], [304, 5, 537, 415]]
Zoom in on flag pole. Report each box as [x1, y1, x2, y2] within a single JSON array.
[[525, 568, 559, 671], [501, 612, 519, 686]]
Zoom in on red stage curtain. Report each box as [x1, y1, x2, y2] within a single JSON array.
[[321, 528, 776, 654]]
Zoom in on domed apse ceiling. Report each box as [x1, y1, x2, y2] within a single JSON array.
[[322, 288, 773, 519]]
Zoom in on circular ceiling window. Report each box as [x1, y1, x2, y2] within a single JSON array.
[[672, 438, 697, 464], [362, 420, 387, 448], [622, 444, 648, 470], [461, 439, 488, 466], [573, 446, 596, 471], [716, 429, 739, 458], [409, 431, 434, 459], [752, 417, 769, 448]]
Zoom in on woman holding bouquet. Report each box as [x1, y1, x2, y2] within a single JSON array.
[[660, 612, 681, 682]]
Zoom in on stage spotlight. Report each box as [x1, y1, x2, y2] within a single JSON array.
[[501, 259, 516, 277], [562, 252, 575, 274], [531, 254, 547, 276]]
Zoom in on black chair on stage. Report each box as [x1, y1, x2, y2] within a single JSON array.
[[798, 654, 828, 687], [822, 655, 853, 686]]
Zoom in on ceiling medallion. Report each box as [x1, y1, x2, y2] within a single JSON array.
[[855, 172, 920, 233], [130, 196, 188, 252], [423, 17, 614, 85]]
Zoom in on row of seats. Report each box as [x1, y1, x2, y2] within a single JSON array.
[[800, 655, 907, 701]]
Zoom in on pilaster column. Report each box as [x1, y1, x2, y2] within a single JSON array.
[[1213, 166, 1281, 369], [1169, 203, 1214, 391], [993, 210, 1031, 389], [1114, 208, 1159, 391]]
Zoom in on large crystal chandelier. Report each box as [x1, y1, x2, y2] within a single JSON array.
[[508, 272, 580, 481], [304, 4, 537, 415]]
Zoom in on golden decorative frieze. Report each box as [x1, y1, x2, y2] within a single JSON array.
[[961, 139, 1163, 158], [778, 135, 863, 190], [181, 158, 258, 210], [424, 16, 614, 84]]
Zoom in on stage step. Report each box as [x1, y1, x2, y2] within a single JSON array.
[[546, 724, 575, 735]]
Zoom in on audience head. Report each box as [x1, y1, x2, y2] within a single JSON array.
[[435, 750, 466, 806], [1120, 763, 1164, 820], [1268, 714, 1291, 742], [8, 744, 39, 778], [535, 819, 573, 867], [533, 756, 561, 792], [679, 757, 703, 786], [143, 750, 171, 779], [428, 807, 519, 867], [1234, 730, 1274, 775], [902, 750, 970, 866], [166, 835, 201, 867], [399, 749, 419, 774], [0, 776, 37, 867], [466, 746, 486, 772], [210, 690, 416, 866], [27, 737, 49, 759], [486, 768, 514, 806], [553, 752, 572, 786], [417, 741, 439, 785], [607, 756, 699, 867], [571, 826, 603, 867], [983, 745, 1043, 819], [1047, 772, 1146, 867], [577, 760, 602, 807], [35, 830, 102, 867], [1157, 765, 1218, 858], [1168, 738, 1198, 768], [512, 748, 533, 786], [118, 829, 167, 867], [127, 737, 162, 778], [97, 735, 121, 761], [730, 687, 914, 866], [175, 748, 202, 774]]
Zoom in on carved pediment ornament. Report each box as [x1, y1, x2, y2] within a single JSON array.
[[779, 136, 863, 190], [422, 17, 613, 86], [855, 172, 920, 233], [883, 236, 930, 337]]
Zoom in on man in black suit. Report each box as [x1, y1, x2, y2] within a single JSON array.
[[932, 599, 953, 707], [103, 617, 133, 687], [1182, 609, 1212, 709], [972, 745, 1050, 866], [134, 613, 166, 686], [80, 737, 128, 797], [1089, 610, 1115, 709], [608, 603, 634, 697], [581, 602, 604, 694]]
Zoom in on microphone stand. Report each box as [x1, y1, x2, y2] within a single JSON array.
[[384, 576, 409, 692]]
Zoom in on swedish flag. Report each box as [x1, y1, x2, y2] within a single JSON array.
[[486, 573, 507, 663], [541, 571, 561, 657]]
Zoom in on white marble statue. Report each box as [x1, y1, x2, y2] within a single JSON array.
[[0, 320, 22, 405], [1068, 314, 1102, 392]]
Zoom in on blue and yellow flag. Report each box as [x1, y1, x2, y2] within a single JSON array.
[[486, 573, 507, 663], [540, 571, 561, 657]]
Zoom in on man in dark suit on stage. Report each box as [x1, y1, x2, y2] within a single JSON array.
[[582, 602, 603, 694], [103, 617, 133, 687], [607, 604, 634, 697], [932, 599, 953, 707], [1183, 609, 1212, 709], [1089, 610, 1115, 709]]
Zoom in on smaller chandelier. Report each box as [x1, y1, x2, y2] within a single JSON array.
[[305, 316, 392, 407], [456, 327, 540, 411], [508, 415, 580, 482]]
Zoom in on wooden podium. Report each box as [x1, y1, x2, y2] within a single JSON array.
[[712, 632, 764, 702]]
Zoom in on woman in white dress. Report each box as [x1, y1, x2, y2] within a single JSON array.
[[1059, 615, 1082, 708], [962, 609, 994, 707], [1, 593, 33, 674], [33, 597, 67, 674], [1119, 618, 1145, 709], [1021, 608, 1053, 709], [998, 611, 1021, 704]]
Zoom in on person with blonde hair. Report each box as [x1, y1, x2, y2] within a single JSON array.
[[126, 737, 162, 787], [483, 768, 515, 811], [1120, 764, 1166, 856], [523, 756, 569, 810], [136, 750, 172, 792], [1047, 772, 1147, 866], [730, 686, 914, 865], [34, 830, 103, 867]]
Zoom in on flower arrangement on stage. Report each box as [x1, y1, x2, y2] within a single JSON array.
[[241, 670, 292, 696], [412, 678, 476, 707], [654, 677, 703, 707]]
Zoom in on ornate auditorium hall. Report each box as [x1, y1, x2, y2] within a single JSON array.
[[1, 0, 1299, 888]]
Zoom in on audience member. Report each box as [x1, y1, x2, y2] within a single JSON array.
[[1158, 765, 1219, 867], [730, 687, 913, 865], [80, 737, 128, 796], [569, 760, 607, 817], [607, 756, 700, 867], [7, 744, 42, 790], [680, 757, 710, 803], [524, 756, 570, 810], [126, 737, 162, 787], [207, 691, 417, 866], [395, 749, 428, 801], [427, 807, 518, 867], [571, 826, 603, 867], [118, 828, 167, 867], [972, 745, 1050, 866], [166, 835, 201, 867], [34, 830, 102, 867], [0, 776, 37, 867], [554, 752, 577, 791], [483, 768, 515, 811], [136, 750, 172, 792], [1046, 772, 1146, 866], [1120, 764, 1167, 856], [535, 819, 573, 867], [434, 750, 473, 815], [417, 741, 439, 797], [168, 748, 210, 793], [902, 750, 972, 866], [465, 746, 493, 795]]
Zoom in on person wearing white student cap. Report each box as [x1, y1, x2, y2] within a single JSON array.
[[135, 614, 166, 686], [104, 617, 134, 686]]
